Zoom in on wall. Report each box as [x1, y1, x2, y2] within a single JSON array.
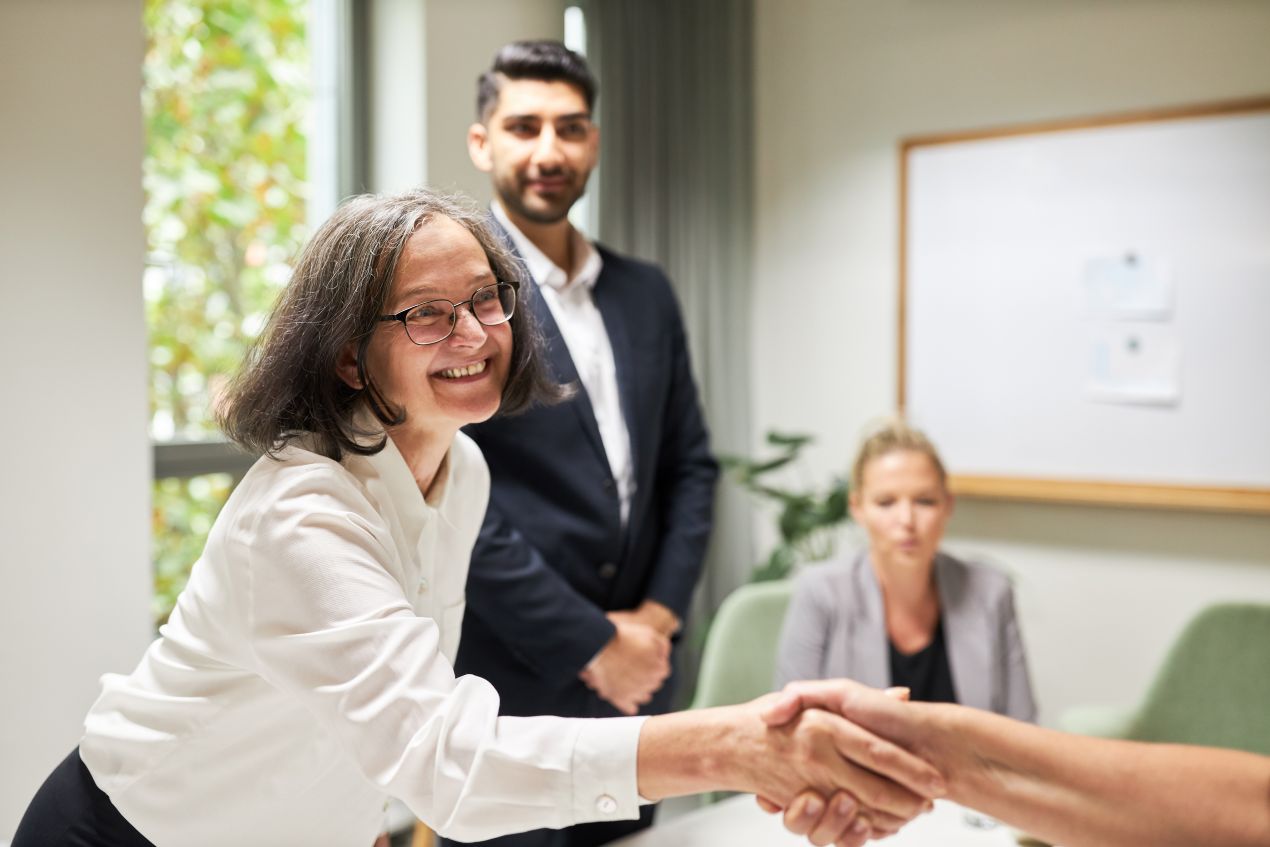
[[367, 0, 567, 198], [424, 0, 568, 202], [0, 0, 152, 839], [753, 0, 1270, 722]]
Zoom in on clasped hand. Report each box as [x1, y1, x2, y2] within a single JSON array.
[[579, 601, 678, 715], [750, 681, 946, 847]]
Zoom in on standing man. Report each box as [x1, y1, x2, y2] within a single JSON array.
[[451, 40, 718, 847]]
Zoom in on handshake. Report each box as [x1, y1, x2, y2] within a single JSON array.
[[640, 677, 1270, 847], [576, 603, 955, 844], [638, 679, 952, 847], [750, 680, 947, 846]]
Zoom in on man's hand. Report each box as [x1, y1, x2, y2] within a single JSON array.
[[579, 616, 671, 715], [618, 599, 681, 637]]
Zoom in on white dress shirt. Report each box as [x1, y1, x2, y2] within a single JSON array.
[[493, 202, 635, 525], [80, 430, 644, 846]]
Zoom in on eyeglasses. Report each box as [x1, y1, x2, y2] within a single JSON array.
[[377, 282, 517, 346]]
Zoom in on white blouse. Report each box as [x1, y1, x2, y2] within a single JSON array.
[[80, 431, 644, 846]]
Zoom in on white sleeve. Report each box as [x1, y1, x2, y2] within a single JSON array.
[[240, 468, 646, 841]]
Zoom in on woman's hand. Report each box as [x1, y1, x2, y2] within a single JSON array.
[[755, 683, 931, 845], [636, 686, 944, 847], [741, 695, 941, 820], [758, 790, 873, 847]]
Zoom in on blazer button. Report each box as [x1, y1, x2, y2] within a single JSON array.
[[598, 562, 618, 579], [602, 478, 615, 492]]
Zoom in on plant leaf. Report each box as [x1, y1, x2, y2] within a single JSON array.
[[766, 431, 813, 448]]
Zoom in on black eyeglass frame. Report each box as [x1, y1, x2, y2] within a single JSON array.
[[376, 281, 517, 346]]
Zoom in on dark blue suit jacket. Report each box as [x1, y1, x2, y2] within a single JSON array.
[[456, 222, 718, 718]]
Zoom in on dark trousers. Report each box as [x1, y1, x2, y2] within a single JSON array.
[[13, 748, 155, 847], [439, 803, 654, 847]]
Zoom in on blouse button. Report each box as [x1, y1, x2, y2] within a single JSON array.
[[595, 794, 618, 815], [417, 577, 429, 593]]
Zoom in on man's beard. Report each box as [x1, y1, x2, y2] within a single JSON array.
[[499, 174, 588, 225]]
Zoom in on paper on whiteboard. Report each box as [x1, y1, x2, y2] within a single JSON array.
[[1087, 325, 1181, 406], [1083, 254, 1173, 320]]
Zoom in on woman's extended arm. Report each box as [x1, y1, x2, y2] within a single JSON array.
[[765, 680, 1270, 847], [240, 467, 944, 844], [637, 696, 944, 810]]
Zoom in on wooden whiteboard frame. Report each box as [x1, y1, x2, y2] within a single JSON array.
[[897, 97, 1270, 515]]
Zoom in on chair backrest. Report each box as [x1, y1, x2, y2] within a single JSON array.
[[1127, 602, 1270, 755], [689, 579, 794, 710]]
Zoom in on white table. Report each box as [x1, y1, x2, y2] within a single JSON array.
[[613, 795, 1025, 846]]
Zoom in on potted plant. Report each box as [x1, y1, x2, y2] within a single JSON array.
[[720, 431, 850, 582]]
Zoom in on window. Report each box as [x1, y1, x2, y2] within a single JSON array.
[[143, 0, 352, 624], [563, 4, 597, 236]]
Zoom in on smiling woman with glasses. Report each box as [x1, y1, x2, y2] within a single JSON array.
[[380, 281, 517, 346], [14, 188, 944, 847]]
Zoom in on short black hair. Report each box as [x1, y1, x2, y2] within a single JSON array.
[[218, 189, 564, 461], [476, 39, 597, 122]]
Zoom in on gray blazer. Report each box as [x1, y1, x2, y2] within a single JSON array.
[[774, 551, 1037, 722]]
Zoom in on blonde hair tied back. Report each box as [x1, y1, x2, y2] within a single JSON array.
[[850, 416, 948, 493]]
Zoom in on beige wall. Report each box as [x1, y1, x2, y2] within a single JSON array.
[[424, 0, 568, 202], [753, 0, 1270, 722], [368, 0, 567, 199], [0, 0, 152, 839]]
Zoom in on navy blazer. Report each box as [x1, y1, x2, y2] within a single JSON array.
[[456, 222, 718, 718]]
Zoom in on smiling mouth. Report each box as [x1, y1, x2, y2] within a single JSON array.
[[437, 360, 487, 380], [529, 176, 570, 190]]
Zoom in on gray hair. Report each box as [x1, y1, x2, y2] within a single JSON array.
[[218, 188, 562, 460]]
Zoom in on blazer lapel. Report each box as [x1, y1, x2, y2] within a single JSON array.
[[591, 266, 639, 474], [936, 555, 992, 712], [848, 552, 891, 689], [490, 215, 609, 466]]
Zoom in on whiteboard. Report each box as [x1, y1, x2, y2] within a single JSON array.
[[900, 100, 1270, 513]]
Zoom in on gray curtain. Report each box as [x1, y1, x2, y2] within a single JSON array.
[[580, 0, 755, 698]]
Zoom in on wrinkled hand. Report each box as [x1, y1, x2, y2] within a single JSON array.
[[579, 616, 671, 715], [756, 682, 944, 846], [733, 691, 943, 847]]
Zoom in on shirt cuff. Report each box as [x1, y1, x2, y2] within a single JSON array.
[[570, 716, 647, 824]]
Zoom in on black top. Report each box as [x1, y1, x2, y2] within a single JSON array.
[[888, 618, 958, 704]]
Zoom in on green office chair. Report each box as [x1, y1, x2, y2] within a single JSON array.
[[687, 579, 795, 806], [1060, 602, 1270, 755], [689, 579, 795, 711]]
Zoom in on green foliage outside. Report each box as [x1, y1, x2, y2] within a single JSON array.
[[152, 474, 235, 624], [720, 431, 850, 582], [144, 0, 310, 624]]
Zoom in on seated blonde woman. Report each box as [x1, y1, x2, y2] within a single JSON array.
[[775, 421, 1036, 721]]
